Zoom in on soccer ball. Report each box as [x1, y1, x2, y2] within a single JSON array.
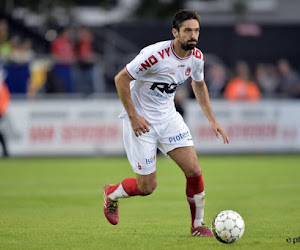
[[211, 210, 245, 244]]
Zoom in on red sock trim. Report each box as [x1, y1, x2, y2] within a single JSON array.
[[121, 178, 145, 196], [189, 202, 196, 226], [186, 175, 204, 198], [107, 184, 120, 195]]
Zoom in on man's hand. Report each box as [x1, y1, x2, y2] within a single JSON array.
[[130, 114, 151, 137], [210, 121, 230, 144]]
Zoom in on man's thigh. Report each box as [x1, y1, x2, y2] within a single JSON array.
[[123, 119, 158, 175], [168, 146, 201, 177]]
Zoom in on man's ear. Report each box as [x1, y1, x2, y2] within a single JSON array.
[[172, 28, 178, 38]]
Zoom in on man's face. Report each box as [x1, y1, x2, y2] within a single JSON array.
[[173, 19, 200, 51]]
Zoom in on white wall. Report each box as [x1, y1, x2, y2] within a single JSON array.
[[3, 99, 300, 156]]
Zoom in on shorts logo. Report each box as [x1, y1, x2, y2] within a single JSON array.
[[185, 67, 191, 76], [145, 155, 156, 165], [169, 131, 190, 143], [138, 162, 142, 170]]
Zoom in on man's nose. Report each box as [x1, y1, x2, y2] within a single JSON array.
[[191, 31, 197, 39]]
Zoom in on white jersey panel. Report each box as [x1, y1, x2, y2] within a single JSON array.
[[119, 40, 204, 124]]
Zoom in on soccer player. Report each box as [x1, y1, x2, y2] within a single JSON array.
[[103, 9, 229, 237], [0, 69, 10, 157]]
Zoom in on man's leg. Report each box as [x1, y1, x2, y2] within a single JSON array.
[[168, 146, 213, 237], [0, 132, 8, 157], [104, 172, 157, 225], [104, 119, 158, 225]]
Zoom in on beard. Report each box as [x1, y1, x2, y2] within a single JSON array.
[[179, 39, 198, 51]]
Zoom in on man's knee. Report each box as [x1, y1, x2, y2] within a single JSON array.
[[138, 179, 157, 195], [136, 172, 157, 195], [185, 164, 202, 177]]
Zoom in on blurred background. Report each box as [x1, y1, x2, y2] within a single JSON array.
[[1, 0, 300, 157]]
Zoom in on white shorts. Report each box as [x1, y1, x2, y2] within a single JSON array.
[[122, 112, 194, 175]]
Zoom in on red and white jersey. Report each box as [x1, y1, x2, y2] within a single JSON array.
[[119, 40, 204, 124]]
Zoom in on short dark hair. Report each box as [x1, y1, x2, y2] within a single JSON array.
[[172, 9, 201, 31]]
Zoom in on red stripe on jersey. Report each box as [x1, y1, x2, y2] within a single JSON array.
[[193, 48, 203, 60], [170, 40, 193, 60], [125, 66, 136, 80]]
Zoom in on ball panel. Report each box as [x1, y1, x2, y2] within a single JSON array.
[[218, 212, 228, 221], [239, 228, 245, 238], [231, 227, 240, 237], [215, 221, 225, 231], [236, 218, 244, 228], [219, 230, 232, 242], [227, 211, 237, 220], [213, 230, 230, 244], [224, 219, 235, 230]]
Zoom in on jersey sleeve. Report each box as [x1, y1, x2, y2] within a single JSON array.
[[191, 50, 204, 82], [125, 46, 155, 80]]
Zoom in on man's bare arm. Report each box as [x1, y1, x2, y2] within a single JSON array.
[[115, 69, 151, 136], [191, 79, 229, 144]]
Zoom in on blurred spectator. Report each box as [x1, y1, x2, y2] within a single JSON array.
[[224, 61, 260, 101], [205, 63, 227, 98], [277, 59, 300, 98], [20, 38, 34, 62], [27, 59, 51, 99], [76, 27, 97, 95], [10, 36, 34, 63], [0, 19, 12, 62], [0, 68, 10, 157], [51, 27, 75, 93], [3, 36, 31, 94], [44, 67, 67, 94], [255, 63, 279, 98]]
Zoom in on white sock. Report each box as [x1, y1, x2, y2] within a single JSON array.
[[193, 191, 206, 228], [108, 184, 130, 200]]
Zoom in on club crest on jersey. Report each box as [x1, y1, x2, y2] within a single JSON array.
[[185, 67, 191, 76]]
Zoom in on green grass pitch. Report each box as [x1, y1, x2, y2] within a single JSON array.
[[0, 155, 300, 249]]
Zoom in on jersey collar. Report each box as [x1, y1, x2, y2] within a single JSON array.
[[170, 40, 194, 60]]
